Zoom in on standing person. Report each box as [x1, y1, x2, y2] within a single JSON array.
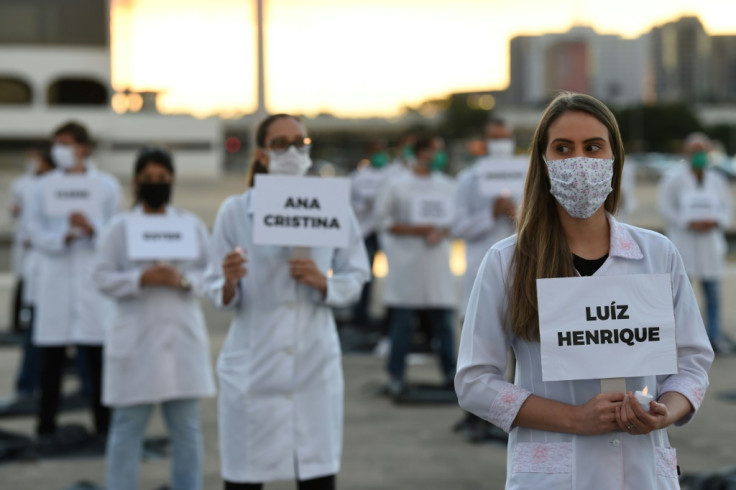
[[452, 119, 518, 312], [6, 151, 57, 405], [374, 135, 457, 397], [658, 133, 732, 354], [28, 121, 121, 439], [205, 114, 370, 490], [350, 142, 389, 330], [94, 148, 215, 490], [455, 93, 713, 489]]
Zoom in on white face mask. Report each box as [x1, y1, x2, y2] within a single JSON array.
[[545, 156, 614, 219], [487, 138, 515, 157], [51, 144, 77, 170], [268, 146, 312, 176]]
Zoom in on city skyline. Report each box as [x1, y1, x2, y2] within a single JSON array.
[[110, 0, 735, 118]]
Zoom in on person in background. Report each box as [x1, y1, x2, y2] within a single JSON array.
[[658, 132, 733, 354], [350, 141, 390, 330], [374, 135, 457, 397], [451, 119, 519, 441], [1, 150, 56, 407], [205, 114, 370, 490], [456, 92, 713, 488], [94, 148, 215, 490], [28, 121, 122, 440]]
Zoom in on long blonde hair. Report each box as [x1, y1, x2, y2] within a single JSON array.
[[510, 93, 625, 341]]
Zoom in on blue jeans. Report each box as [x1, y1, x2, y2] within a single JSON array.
[[15, 306, 40, 396], [701, 280, 721, 341], [106, 399, 203, 490], [386, 308, 456, 383]]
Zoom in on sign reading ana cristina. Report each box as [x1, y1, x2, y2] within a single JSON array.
[[253, 175, 351, 248], [537, 274, 678, 382], [126, 215, 199, 261]]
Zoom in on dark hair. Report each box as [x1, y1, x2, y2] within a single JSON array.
[[134, 147, 175, 176], [412, 135, 436, 156], [245, 113, 303, 188], [39, 150, 56, 169], [53, 121, 91, 146]]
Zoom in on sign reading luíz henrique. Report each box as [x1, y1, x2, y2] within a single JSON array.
[[253, 175, 351, 248], [537, 274, 677, 382]]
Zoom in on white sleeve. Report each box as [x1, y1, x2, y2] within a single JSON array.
[[92, 217, 144, 299], [204, 197, 242, 310], [657, 170, 688, 229], [455, 246, 532, 432]]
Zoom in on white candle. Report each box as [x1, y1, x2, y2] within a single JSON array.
[[634, 385, 653, 412]]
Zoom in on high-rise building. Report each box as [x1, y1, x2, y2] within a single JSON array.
[[508, 26, 647, 107], [712, 35, 736, 102], [650, 16, 712, 103]]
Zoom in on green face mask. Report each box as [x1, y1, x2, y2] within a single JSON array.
[[691, 152, 708, 170], [430, 150, 448, 171], [370, 151, 389, 168]]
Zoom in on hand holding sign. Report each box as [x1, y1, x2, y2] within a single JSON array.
[[221, 247, 247, 306], [140, 263, 182, 288], [492, 195, 516, 220], [688, 220, 718, 232], [289, 258, 327, 296]]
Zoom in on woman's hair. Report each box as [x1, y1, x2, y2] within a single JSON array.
[[245, 113, 303, 188], [509, 92, 625, 341], [134, 147, 175, 177]]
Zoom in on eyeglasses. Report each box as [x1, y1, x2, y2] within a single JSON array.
[[268, 136, 312, 154]]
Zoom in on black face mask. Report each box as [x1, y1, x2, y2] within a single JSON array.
[[137, 183, 171, 209]]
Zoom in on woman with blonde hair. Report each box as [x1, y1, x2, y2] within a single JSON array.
[[455, 92, 713, 489]]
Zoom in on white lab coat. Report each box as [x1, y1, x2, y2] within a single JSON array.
[[350, 165, 387, 237], [456, 215, 714, 490], [204, 189, 370, 483], [658, 164, 731, 280], [93, 206, 216, 407], [28, 166, 122, 346], [451, 161, 516, 311], [374, 171, 457, 308], [9, 173, 34, 276]]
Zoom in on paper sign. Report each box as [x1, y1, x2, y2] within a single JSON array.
[[537, 274, 678, 382], [410, 192, 453, 226], [680, 190, 719, 222], [253, 175, 351, 248], [477, 156, 528, 197], [352, 170, 385, 199], [43, 175, 102, 218], [126, 215, 199, 261]]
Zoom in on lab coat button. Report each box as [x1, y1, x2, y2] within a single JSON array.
[[611, 439, 620, 447]]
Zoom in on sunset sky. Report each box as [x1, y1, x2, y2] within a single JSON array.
[[110, 0, 734, 118]]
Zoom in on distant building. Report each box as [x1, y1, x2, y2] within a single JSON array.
[[712, 35, 736, 102], [0, 0, 223, 178], [508, 26, 647, 107]]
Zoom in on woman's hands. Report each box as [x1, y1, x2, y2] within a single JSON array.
[[140, 263, 183, 289], [615, 391, 670, 435], [289, 258, 327, 296], [571, 392, 626, 435], [221, 247, 247, 305]]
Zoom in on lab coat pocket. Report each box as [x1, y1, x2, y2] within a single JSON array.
[[508, 442, 573, 487], [217, 351, 253, 402], [655, 446, 678, 479]]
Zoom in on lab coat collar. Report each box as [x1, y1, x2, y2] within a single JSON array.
[[132, 204, 175, 216], [607, 212, 643, 260]]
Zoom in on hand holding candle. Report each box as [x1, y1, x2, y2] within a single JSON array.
[[634, 385, 653, 412]]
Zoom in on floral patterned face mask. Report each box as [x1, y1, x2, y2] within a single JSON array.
[[544, 156, 614, 219]]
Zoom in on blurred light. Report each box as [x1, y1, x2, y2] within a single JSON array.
[[111, 93, 128, 114], [128, 93, 144, 112], [319, 163, 336, 178], [305, 137, 312, 146], [373, 251, 388, 278], [450, 240, 467, 276], [225, 136, 242, 153], [327, 268, 333, 277], [478, 94, 496, 111]]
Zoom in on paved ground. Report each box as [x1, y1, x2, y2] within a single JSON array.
[[0, 173, 735, 489]]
